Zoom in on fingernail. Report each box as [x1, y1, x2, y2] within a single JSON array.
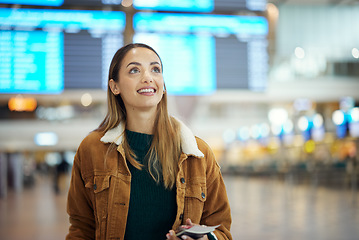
[[181, 236, 187, 239], [166, 233, 170, 239], [170, 231, 174, 236]]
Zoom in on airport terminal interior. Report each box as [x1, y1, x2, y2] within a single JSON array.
[[0, 0, 359, 239]]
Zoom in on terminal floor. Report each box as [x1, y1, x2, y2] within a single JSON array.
[[0, 174, 358, 240]]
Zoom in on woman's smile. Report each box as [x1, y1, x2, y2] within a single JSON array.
[[137, 87, 156, 95]]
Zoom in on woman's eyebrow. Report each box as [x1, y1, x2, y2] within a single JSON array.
[[126, 61, 160, 67], [126, 62, 141, 67]]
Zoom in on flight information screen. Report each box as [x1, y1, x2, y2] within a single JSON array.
[[134, 12, 268, 95], [0, 30, 63, 94], [0, 8, 125, 94], [0, 0, 266, 11], [0, 0, 64, 6], [134, 32, 216, 95], [133, 0, 267, 12], [133, 0, 214, 12]]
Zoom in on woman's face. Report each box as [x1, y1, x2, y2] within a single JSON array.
[[110, 47, 165, 113]]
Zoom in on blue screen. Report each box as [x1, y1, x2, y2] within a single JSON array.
[[0, 8, 125, 94], [133, 0, 214, 12], [0, 0, 63, 6], [0, 30, 64, 94], [134, 33, 216, 95], [0, 8, 125, 31], [134, 12, 268, 36], [134, 13, 268, 94]]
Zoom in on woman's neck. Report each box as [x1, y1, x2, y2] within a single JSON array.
[[125, 109, 156, 135]]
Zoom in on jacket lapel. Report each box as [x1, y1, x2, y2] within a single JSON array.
[[100, 118, 204, 158]]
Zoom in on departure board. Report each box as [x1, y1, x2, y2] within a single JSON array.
[[1, 0, 269, 12], [0, 0, 267, 11], [133, 0, 214, 12], [214, 0, 267, 11], [134, 33, 216, 95], [0, 30, 63, 94], [133, 0, 267, 12], [62, 0, 121, 6], [134, 13, 268, 94], [0, 8, 125, 94], [0, 0, 64, 6]]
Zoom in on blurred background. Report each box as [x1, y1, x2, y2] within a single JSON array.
[[0, 0, 359, 240]]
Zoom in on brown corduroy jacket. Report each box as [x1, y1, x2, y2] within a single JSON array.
[[66, 120, 232, 240]]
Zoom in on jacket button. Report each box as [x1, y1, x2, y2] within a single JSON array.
[[201, 192, 205, 199], [93, 184, 97, 190], [180, 178, 185, 184]]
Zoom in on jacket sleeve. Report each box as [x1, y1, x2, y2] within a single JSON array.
[[66, 152, 96, 240], [198, 138, 232, 240]]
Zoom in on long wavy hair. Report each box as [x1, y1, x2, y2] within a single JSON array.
[[97, 43, 181, 189]]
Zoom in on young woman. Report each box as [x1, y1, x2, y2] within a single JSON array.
[[66, 43, 232, 240]]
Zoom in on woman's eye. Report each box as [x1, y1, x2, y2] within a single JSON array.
[[152, 67, 161, 73], [129, 68, 139, 74]]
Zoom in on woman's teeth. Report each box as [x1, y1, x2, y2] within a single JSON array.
[[138, 88, 155, 93]]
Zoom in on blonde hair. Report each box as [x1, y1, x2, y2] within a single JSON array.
[[97, 43, 181, 189]]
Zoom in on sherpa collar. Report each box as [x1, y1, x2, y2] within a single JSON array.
[[100, 118, 204, 158]]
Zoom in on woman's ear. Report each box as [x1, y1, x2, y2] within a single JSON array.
[[109, 79, 120, 95]]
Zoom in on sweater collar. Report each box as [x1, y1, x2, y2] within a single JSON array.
[[100, 117, 204, 158]]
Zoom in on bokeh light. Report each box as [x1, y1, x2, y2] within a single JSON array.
[[298, 116, 309, 131], [295, 47, 305, 59], [332, 110, 345, 126], [350, 107, 359, 122], [81, 93, 93, 107], [313, 113, 324, 128], [268, 108, 288, 126], [352, 48, 359, 59]]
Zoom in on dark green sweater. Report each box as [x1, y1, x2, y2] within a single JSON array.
[[124, 129, 177, 240], [123, 130, 217, 240]]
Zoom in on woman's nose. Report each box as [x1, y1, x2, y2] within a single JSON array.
[[142, 70, 153, 83]]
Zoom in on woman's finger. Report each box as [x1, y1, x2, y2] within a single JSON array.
[[185, 218, 193, 226], [166, 230, 180, 239]]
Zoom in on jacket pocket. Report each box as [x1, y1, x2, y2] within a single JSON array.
[[184, 183, 207, 223], [85, 174, 111, 240], [185, 184, 207, 202]]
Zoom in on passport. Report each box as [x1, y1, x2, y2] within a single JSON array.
[[175, 224, 220, 239]]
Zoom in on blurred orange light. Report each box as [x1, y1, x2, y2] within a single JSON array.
[[8, 96, 37, 112]]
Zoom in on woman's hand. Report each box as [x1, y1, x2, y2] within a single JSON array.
[[166, 219, 209, 240]]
